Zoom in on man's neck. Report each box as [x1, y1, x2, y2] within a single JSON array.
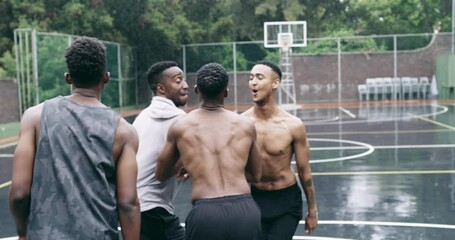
[[200, 100, 224, 111], [253, 102, 279, 119], [72, 88, 100, 99]]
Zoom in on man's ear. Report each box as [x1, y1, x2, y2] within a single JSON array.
[[64, 72, 72, 85], [103, 72, 110, 84], [156, 83, 165, 95], [224, 88, 229, 98], [272, 78, 280, 90], [194, 84, 199, 94]]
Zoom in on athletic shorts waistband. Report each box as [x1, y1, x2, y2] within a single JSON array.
[[193, 194, 253, 205], [250, 182, 300, 195]]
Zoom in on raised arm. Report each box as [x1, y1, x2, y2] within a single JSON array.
[[245, 122, 262, 183], [156, 124, 180, 182], [293, 122, 318, 234], [9, 106, 40, 239], [115, 120, 140, 240]]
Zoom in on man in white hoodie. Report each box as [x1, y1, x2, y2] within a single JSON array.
[[133, 61, 189, 240]]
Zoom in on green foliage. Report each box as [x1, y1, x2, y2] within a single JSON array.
[[36, 35, 68, 101], [0, 0, 453, 109], [0, 51, 16, 79]]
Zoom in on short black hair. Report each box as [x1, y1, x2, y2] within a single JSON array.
[[146, 61, 178, 94], [256, 60, 282, 80], [196, 63, 229, 97], [65, 36, 107, 88]]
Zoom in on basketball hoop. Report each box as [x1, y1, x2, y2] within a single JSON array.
[[278, 32, 293, 52]]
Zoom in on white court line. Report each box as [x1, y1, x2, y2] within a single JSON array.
[[304, 116, 339, 123], [338, 107, 356, 119], [0, 181, 11, 189], [310, 144, 455, 151], [311, 170, 455, 176], [0, 142, 17, 149], [293, 236, 354, 240], [301, 138, 374, 164], [0, 154, 13, 158], [306, 104, 448, 125], [408, 112, 455, 132], [299, 220, 455, 230]]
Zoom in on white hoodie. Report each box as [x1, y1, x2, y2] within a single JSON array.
[[133, 96, 186, 213]]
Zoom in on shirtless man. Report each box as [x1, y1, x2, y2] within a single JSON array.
[[242, 60, 318, 239], [156, 62, 262, 240], [9, 36, 140, 240]]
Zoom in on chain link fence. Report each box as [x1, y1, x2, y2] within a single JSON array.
[[180, 32, 452, 110], [14, 29, 137, 115]]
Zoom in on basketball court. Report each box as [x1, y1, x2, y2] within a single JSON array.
[[1, 99, 455, 239], [2, 19, 455, 239]]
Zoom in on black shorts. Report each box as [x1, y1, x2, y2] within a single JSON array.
[[251, 183, 303, 240], [140, 207, 185, 240], [185, 194, 261, 240]]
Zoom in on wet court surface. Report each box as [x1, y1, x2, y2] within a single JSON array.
[[1, 100, 455, 239]]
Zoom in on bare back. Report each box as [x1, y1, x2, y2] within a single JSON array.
[[168, 108, 259, 201], [242, 107, 309, 190]]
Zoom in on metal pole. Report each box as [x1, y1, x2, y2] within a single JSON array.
[[182, 45, 187, 84], [18, 32, 25, 109], [32, 29, 39, 105], [135, 48, 138, 106], [337, 37, 341, 103], [393, 35, 397, 100], [118, 43, 123, 108], [452, 0, 454, 53], [232, 42, 238, 112], [25, 31, 31, 106], [14, 30, 23, 117]]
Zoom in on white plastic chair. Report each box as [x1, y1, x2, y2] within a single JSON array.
[[392, 77, 402, 100], [401, 77, 412, 99], [358, 84, 368, 101], [410, 77, 420, 98], [374, 78, 385, 100], [383, 77, 393, 100], [419, 77, 430, 98], [366, 78, 377, 100]]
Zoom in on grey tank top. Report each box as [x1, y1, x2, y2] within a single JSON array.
[[26, 96, 121, 240]]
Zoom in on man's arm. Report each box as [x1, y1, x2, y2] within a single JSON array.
[[116, 121, 140, 240], [245, 122, 262, 183], [293, 122, 318, 234], [156, 125, 180, 182], [9, 107, 40, 239]]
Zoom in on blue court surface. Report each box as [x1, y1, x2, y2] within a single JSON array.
[[1, 100, 455, 239]]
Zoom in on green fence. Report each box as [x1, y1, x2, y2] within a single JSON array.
[[436, 54, 455, 99]]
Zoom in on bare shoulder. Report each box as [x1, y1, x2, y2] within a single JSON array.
[[240, 107, 254, 117], [169, 111, 192, 131], [116, 117, 138, 143], [279, 108, 306, 131], [21, 103, 44, 127]]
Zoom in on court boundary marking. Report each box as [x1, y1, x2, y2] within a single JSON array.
[[311, 170, 455, 176], [2, 219, 454, 240], [309, 128, 451, 136], [408, 112, 455, 132], [339, 107, 356, 119], [305, 104, 448, 125], [307, 138, 374, 164], [298, 220, 455, 230]]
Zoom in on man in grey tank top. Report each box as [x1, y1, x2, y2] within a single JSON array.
[[9, 37, 141, 240]]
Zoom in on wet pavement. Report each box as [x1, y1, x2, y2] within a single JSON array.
[[1, 101, 454, 239]]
